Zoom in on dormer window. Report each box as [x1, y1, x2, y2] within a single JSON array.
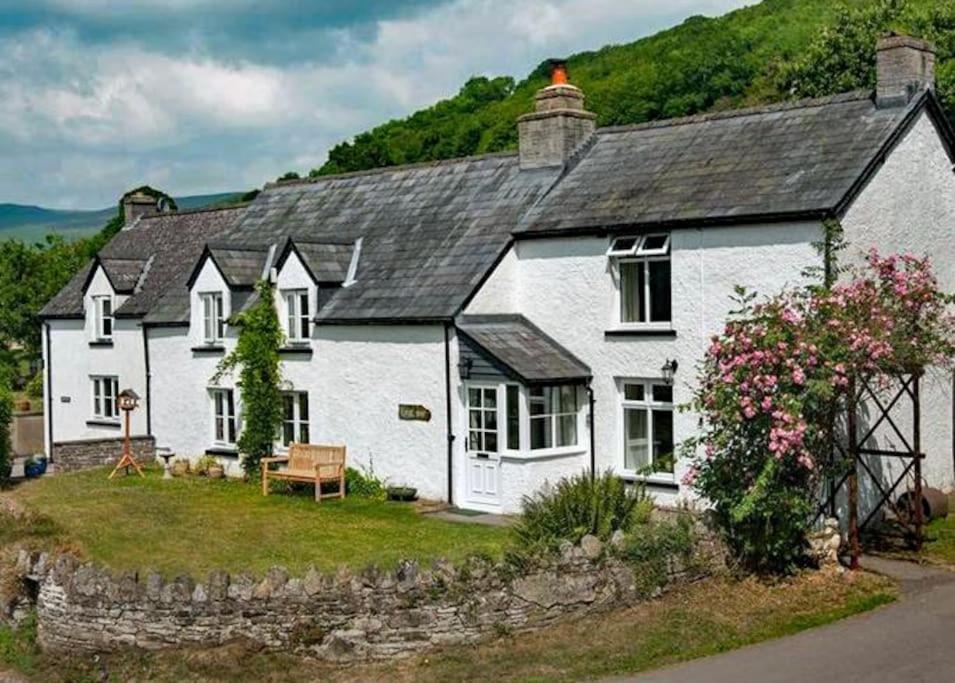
[[201, 292, 225, 344], [610, 234, 672, 325], [284, 290, 310, 342], [92, 295, 114, 340]]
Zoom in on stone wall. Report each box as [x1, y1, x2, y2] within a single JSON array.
[[9, 535, 709, 663], [52, 436, 155, 473]]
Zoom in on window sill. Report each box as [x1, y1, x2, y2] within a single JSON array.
[[279, 345, 313, 357], [500, 447, 587, 462], [192, 345, 225, 354], [619, 472, 679, 490], [89, 339, 114, 348], [605, 328, 676, 338], [86, 419, 121, 429], [205, 447, 239, 458]]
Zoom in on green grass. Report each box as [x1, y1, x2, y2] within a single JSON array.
[[925, 512, 955, 565], [0, 570, 896, 682], [5, 466, 508, 577]]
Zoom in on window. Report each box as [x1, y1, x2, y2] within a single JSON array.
[[468, 386, 498, 453], [280, 392, 310, 446], [506, 385, 521, 450], [284, 290, 310, 342], [91, 376, 118, 421], [92, 296, 113, 340], [622, 380, 674, 475], [201, 293, 225, 344], [211, 388, 237, 446], [529, 386, 578, 450], [611, 234, 671, 325]]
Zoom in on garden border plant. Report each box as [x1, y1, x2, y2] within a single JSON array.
[[683, 244, 955, 573]]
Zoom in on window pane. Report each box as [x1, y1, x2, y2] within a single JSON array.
[[299, 393, 309, 421], [469, 430, 480, 451], [624, 408, 649, 470], [506, 385, 520, 450], [468, 388, 481, 408], [530, 416, 552, 450], [483, 389, 496, 410], [557, 414, 577, 447], [620, 262, 643, 323], [641, 234, 668, 252], [610, 237, 638, 253], [648, 260, 671, 322], [300, 423, 310, 444], [102, 298, 112, 316], [485, 432, 498, 453], [652, 384, 673, 403], [557, 385, 577, 412], [93, 380, 101, 417], [300, 293, 310, 338], [485, 407, 497, 430], [529, 388, 545, 416], [216, 296, 225, 339], [624, 383, 644, 401], [283, 394, 294, 420], [652, 409, 675, 473], [283, 422, 294, 446], [469, 410, 481, 429]]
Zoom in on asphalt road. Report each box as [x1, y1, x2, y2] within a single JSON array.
[[612, 558, 955, 683]]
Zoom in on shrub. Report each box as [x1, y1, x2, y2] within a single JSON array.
[[345, 466, 385, 499], [617, 511, 701, 596], [511, 470, 650, 553], [0, 383, 12, 483], [25, 373, 42, 400]]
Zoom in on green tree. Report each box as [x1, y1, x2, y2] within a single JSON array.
[[0, 380, 13, 482], [212, 280, 284, 477]]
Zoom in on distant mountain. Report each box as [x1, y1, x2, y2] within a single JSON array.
[[0, 192, 244, 243]]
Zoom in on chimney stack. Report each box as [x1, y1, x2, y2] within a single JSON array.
[[122, 191, 160, 223], [876, 34, 936, 108], [518, 60, 596, 170]]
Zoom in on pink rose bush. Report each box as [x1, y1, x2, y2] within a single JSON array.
[[686, 251, 954, 572]]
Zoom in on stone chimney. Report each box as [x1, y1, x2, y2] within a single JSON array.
[[876, 34, 936, 108], [518, 60, 596, 170], [122, 191, 160, 223]]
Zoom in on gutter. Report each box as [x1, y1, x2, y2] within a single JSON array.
[[44, 322, 54, 463], [444, 323, 455, 506]]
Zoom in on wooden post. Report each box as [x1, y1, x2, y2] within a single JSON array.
[[913, 373, 924, 553], [847, 377, 861, 570]]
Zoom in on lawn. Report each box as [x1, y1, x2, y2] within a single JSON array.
[[0, 569, 896, 682], [925, 512, 955, 565], [3, 466, 509, 576]]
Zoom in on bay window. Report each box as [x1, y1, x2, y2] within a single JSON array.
[[529, 386, 578, 450], [610, 234, 672, 325], [621, 380, 674, 475]]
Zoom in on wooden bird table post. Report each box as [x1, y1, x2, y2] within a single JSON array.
[[109, 389, 145, 479]]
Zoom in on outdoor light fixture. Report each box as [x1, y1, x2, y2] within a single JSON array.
[[661, 359, 679, 385], [458, 358, 473, 380]]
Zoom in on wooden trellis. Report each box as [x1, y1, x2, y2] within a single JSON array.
[[815, 372, 924, 568]]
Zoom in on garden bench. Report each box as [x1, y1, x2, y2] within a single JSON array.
[[261, 443, 346, 502]]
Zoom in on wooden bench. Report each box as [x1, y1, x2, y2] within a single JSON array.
[[261, 443, 346, 502]]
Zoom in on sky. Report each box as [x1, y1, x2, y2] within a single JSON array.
[[0, 0, 752, 209]]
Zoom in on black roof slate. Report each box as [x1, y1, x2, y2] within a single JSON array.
[[456, 314, 591, 384]]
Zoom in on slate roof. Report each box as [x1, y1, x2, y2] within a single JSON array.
[[456, 314, 591, 384], [200, 247, 270, 289], [41, 206, 246, 320], [216, 154, 561, 322], [99, 258, 148, 294], [520, 91, 927, 235], [293, 240, 354, 284]]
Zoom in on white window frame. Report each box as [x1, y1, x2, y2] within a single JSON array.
[[210, 388, 238, 447], [200, 292, 225, 344], [283, 289, 310, 343], [92, 295, 114, 340], [611, 233, 672, 328], [528, 385, 580, 452], [91, 375, 119, 422], [620, 379, 675, 479], [279, 391, 310, 448]]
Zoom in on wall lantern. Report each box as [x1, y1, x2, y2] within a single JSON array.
[[661, 359, 679, 385], [458, 358, 473, 380]]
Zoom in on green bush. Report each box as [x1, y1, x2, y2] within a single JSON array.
[[617, 512, 700, 596], [25, 373, 43, 400], [0, 383, 12, 483], [511, 470, 650, 553], [345, 466, 385, 499]]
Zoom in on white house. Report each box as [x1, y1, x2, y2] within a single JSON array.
[[41, 36, 954, 513]]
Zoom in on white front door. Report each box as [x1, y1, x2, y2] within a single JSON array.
[[466, 385, 501, 506]]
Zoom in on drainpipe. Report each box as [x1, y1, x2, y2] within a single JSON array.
[[142, 325, 152, 436], [444, 323, 455, 506], [44, 322, 53, 463], [587, 382, 596, 480]]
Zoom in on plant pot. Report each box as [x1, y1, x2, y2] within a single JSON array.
[[15, 400, 30, 412], [387, 486, 418, 502], [207, 465, 225, 479], [24, 463, 42, 479], [36, 457, 48, 475], [172, 461, 190, 477]]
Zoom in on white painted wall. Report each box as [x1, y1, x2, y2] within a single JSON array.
[[274, 250, 318, 343], [465, 223, 824, 508], [842, 110, 955, 490], [45, 265, 148, 453]]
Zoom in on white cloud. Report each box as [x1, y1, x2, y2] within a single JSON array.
[[0, 0, 753, 208]]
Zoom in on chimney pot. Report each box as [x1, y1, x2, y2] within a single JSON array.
[[876, 33, 936, 108], [518, 59, 596, 170]]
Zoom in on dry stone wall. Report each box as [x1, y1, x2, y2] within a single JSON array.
[[8, 536, 706, 663]]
